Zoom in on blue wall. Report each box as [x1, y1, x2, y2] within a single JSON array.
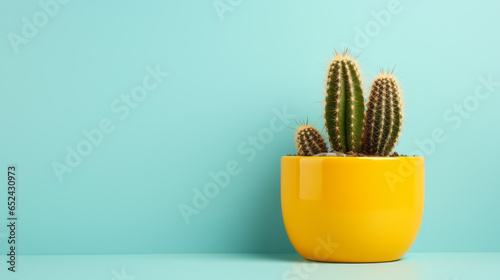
[[0, 0, 499, 254]]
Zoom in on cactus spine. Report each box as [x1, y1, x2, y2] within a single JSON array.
[[361, 73, 403, 156], [324, 51, 365, 153], [295, 125, 328, 156]]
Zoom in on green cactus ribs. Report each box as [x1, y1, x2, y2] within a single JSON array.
[[324, 50, 365, 153], [361, 72, 403, 156], [295, 124, 328, 156]]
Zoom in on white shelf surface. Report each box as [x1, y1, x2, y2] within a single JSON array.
[[1, 253, 499, 279]]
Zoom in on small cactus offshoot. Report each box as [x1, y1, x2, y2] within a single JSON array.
[[295, 124, 328, 156], [324, 50, 365, 153], [361, 72, 403, 156]]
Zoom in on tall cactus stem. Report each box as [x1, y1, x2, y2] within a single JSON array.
[[324, 50, 364, 153], [361, 73, 403, 156]]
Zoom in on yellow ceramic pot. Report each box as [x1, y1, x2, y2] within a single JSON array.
[[281, 156, 425, 263]]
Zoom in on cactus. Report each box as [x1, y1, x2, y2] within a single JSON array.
[[324, 50, 365, 153], [361, 73, 403, 156], [291, 49, 406, 157], [295, 124, 328, 156]]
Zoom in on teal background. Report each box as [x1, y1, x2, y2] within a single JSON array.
[[0, 0, 499, 255]]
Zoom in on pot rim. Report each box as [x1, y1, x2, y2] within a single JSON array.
[[282, 155, 424, 160]]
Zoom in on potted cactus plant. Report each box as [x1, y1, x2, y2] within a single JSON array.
[[281, 50, 425, 263]]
